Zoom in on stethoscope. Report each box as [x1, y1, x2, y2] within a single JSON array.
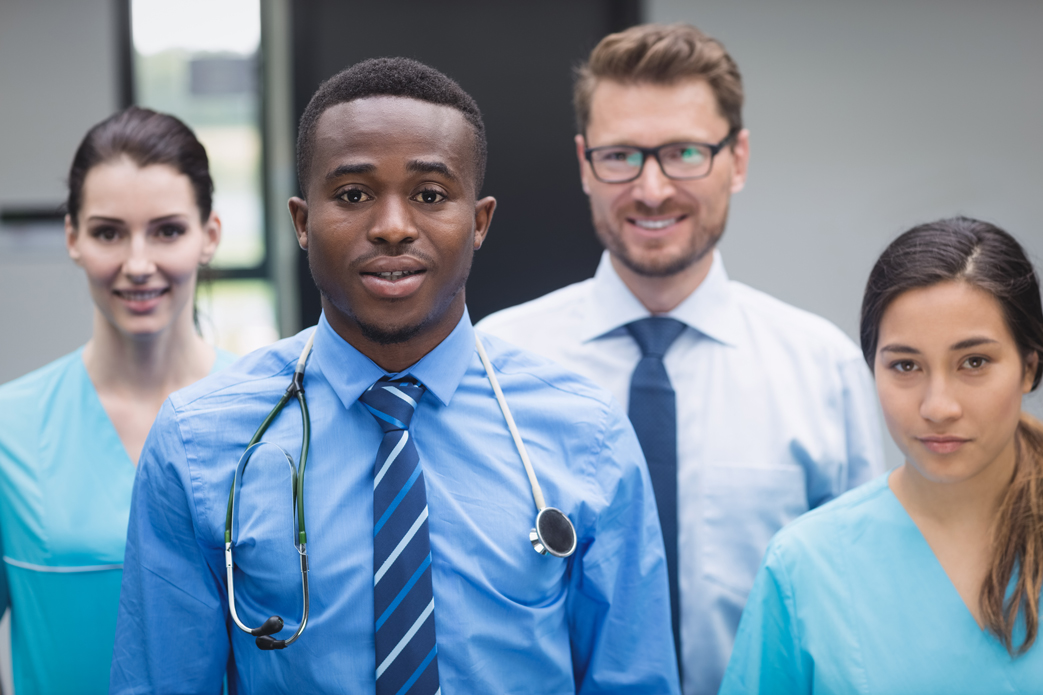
[[224, 331, 578, 650]]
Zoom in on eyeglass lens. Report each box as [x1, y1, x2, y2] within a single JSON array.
[[590, 143, 713, 182]]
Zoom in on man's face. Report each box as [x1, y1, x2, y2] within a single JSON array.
[[576, 79, 749, 278], [289, 97, 495, 355]]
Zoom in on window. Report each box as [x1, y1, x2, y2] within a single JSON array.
[[130, 0, 278, 354]]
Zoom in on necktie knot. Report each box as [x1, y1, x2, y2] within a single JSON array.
[[626, 317, 686, 358], [359, 375, 427, 433]]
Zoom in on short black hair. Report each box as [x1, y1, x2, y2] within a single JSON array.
[[296, 57, 487, 197]]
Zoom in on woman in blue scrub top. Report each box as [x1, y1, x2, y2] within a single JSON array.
[[721, 217, 1043, 694], [0, 107, 235, 694]]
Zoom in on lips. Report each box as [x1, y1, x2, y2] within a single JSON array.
[[359, 256, 428, 299], [113, 287, 169, 313], [626, 214, 688, 235], [114, 288, 167, 301], [917, 436, 971, 455]]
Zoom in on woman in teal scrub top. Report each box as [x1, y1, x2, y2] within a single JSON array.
[[721, 217, 1043, 694], [0, 107, 235, 694]]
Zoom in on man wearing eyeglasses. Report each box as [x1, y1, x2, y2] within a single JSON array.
[[478, 23, 884, 695]]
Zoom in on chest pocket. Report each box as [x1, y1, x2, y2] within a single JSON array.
[[700, 462, 808, 598]]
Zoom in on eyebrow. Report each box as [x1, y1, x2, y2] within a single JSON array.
[[407, 159, 456, 181], [325, 162, 376, 181], [950, 337, 999, 350], [879, 344, 920, 355], [86, 214, 187, 225], [879, 336, 1000, 355]]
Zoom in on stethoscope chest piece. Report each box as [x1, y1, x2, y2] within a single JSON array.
[[530, 506, 577, 558]]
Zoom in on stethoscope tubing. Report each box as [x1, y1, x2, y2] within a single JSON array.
[[225, 330, 575, 650]]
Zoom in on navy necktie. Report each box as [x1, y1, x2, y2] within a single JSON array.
[[626, 317, 686, 667], [360, 375, 440, 695]]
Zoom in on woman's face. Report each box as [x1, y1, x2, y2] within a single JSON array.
[[66, 157, 220, 339], [875, 280, 1037, 484]]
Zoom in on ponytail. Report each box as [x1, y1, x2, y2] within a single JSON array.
[[982, 412, 1043, 655]]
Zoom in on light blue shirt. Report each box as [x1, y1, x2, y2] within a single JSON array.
[[110, 310, 680, 694], [0, 347, 235, 695], [720, 473, 1043, 693], [478, 251, 885, 694]]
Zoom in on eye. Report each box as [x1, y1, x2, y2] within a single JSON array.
[[961, 355, 989, 370], [413, 188, 446, 204], [678, 146, 707, 165], [890, 359, 919, 373], [155, 223, 186, 239], [593, 148, 641, 166], [338, 188, 372, 204], [90, 225, 120, 241]]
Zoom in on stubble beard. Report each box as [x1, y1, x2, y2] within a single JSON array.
[[593, 204, 729, 278], [311, 247, 471, 346]]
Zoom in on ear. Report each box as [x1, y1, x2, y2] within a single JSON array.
[[729, 128, 751, 194], [288, 197, 309, 250], [65, 214, 82, 264], [1023, 351, 1040, 393], [199, 211, 222, 265], [472, 196, 497, 250], [575, 134, 592, 196]]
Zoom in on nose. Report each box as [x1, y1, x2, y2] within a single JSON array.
[[920, 374, 963, 423], [368, 195, 418, 246], [630, 156, 677, 209], [122, 232, 156, 281]]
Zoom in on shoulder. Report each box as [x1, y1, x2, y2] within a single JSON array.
[[729, 281, 863, 362], [767, 474, 892, 563], [475, 329, 614, 412], [167, 331, 312, 415], [0, 349, 83, 397], [477, 279, 593, 337], [0, 349, 85, 414]]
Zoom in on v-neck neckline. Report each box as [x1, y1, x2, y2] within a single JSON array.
[[76, 349, 137, 471], [883, 470, 991, 638]]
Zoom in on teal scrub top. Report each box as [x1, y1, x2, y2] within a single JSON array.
[[720, 473, 1043, 695], [0, 347, 236, 695]]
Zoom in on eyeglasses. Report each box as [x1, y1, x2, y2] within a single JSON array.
[[584, 129, 738, 183]]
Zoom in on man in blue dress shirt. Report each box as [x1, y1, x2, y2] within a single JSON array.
[[110, 58, 679, 694], [478, 24, 885, 695]]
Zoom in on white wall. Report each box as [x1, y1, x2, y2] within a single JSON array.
[[0, 0, 120, 384], [648, 0, 1043, 462]]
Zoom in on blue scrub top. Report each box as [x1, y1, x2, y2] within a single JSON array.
[[0, 347, 236, 695], [720, 473, 1043, 694]]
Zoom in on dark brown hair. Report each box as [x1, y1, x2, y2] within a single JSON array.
[[66, 106, 213, 225], [861, 216, 1043, 655], [573, 23, 744, 136]]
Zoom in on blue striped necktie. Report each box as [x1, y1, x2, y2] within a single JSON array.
[[360, 375, 440, 695], [626, 317, 686, 669]]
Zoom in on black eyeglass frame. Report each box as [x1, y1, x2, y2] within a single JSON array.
[[583, 127, 740, 184]]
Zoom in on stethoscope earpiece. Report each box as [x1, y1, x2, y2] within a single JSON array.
[[530, 507, 577, 558]]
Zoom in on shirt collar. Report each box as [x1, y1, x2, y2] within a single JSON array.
[[580, 249, 742, 347], [312, 308, 475, 410]]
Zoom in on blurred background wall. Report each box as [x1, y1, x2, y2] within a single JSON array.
[[0, 0, 1040, 689]]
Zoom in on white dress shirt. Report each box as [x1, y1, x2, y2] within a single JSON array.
[[478, 250, 885, 695]]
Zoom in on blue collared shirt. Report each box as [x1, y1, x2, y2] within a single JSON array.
[[110, 310, 680, 694], [479, 251, 885, 695]]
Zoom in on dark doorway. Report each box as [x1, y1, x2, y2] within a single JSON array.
[[291, 0, 641, 326]]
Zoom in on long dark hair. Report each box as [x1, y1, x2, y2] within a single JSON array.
[[861, 216, 1043, 655], [66, 106, 213, 225]]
